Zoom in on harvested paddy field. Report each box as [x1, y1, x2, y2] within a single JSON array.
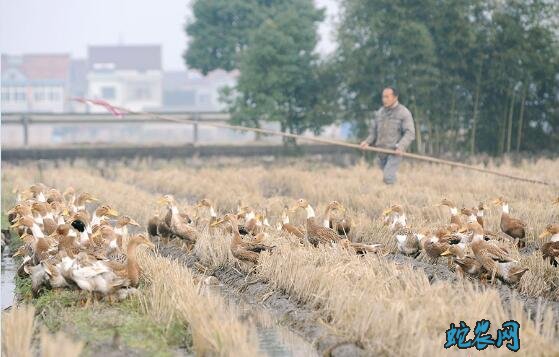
[[2, 156, 558, 356]]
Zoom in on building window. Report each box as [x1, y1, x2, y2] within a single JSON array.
[[34, 88, 45, 101], [198, 93, 211, 105], [101, 86, 116, 100], [1, 88, 9, 102], [49, 89, 61, 101], [127, 83, 152, 100], [15, 87, 26, 101]]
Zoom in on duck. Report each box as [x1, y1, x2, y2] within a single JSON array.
[[436, 198, 464, 226], [277, 205, 305, 240], [212, 214, 274, 264], [382, 204, 407, 231], [73, 192, 99, 213], [468, 221, 519, 284], [114, 215, 140, 236], [457, 257, 485, 280], [147, 213, 160, 239], [46, 188, 64, 204], [394, 226, 421, 257], [339, 238, 382, 255], [475, 202, 488, 228], [323, 201, 352, 237], [158, 195, 198, 248], [105, 234, 155, 288], [539, 224, 559, 266], [67, 252, 127, 305], [421, 228, 452, 263], [195, 198, 219, 229], [492, 197, 527, 248], [31, 202, 58, 235], [292, 199, 341, 246], [11, 216, 53, 263], [496, 262, 529, 284], [91, 205, 119, 228]]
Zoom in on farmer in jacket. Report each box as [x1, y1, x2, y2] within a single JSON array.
[[360, 87, 415, 185]]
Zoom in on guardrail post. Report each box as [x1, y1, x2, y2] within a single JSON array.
[[22, 114, 29, 147], [193, 114, 199, 145]]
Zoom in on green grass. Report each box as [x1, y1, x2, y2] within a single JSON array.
[[2, 181, 191, 356], [13, 272, 191, 356]]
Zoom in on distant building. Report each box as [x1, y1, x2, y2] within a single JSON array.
[[68, 59, 88, 112], [86, 45, 162, 112], [161, 69, 238, 112], [1, 54, 71, 112]]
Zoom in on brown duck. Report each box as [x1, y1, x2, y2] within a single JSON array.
[[436, 198, 463, 226], [323, 201, 352, 237], [106, 234, 155, 287], [212, 214, 274, 264], [292, 199, 341, 246], [468, 221, 522, 283], [159, 195, 198, 247], [278, 205, 305, 240], [340, 238, 382, 255], [540, 224, 559, 267], [492, 197, 527, 247]]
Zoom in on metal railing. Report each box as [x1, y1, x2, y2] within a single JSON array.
[[1, 111, 231, 146]]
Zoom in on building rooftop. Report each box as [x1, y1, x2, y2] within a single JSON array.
[[88, 45, 162, 71], [1, 54, 70, 82]]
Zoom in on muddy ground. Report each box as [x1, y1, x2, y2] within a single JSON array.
[[156, 243, 368, 357]]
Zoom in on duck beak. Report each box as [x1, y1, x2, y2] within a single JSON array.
[[539, 230, 551, 239], [157, 197, 168, 205], [440, 249, 453, 257], [89, 196, 99, 202], [289, 205, 299, 213], [382, 208, 392, 216], [10, 220, 21, 228], [458, 227, 468, 233], [107, 208, 119, 217], [210, 219, 224, 227], [129, 219, 140, 227]]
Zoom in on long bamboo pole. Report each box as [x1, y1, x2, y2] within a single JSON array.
[[73, 98, 556, 187]]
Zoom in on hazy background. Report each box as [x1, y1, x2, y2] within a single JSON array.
[[1, 0, 557, 156], [0, 0, 338, 70]]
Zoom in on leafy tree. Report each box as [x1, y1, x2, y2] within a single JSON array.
[[224, 1, 332, 145], [184, 0, 267, 74]]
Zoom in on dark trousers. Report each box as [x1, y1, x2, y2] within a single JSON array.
[[377, 154, 402, 185]]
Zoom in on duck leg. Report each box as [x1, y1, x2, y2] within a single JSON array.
[[455, 266, 464, 280], [490, 268, 497, 285]]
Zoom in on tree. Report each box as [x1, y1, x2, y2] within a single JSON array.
[[335, 0, 559, 155], [223, 1, 333, 146], [184, 0, 267, 74]]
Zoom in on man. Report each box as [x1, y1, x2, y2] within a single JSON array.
[[359, 87, 415, 185]]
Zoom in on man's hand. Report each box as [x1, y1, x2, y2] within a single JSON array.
[[394, 147, 404, 156], [359, 140, 369, 149]]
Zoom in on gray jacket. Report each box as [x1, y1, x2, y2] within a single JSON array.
[[365, 102, 415, 151]]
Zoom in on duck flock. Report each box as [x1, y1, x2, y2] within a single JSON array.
[[6, 183, 559, 304]]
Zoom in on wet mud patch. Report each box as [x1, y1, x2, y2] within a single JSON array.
[[156, 243, 367, 357]]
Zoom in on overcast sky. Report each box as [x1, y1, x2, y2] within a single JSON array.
[[0, 0, 338, 71]]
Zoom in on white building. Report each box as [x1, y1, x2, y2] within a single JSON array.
[[86, 45, 162, 112], [161, 69, 238, 112], [1, 54, 70, 113]]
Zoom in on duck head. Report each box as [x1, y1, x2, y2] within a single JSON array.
[[492, 197, 510, 213], [539, 224, 559, 241]]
